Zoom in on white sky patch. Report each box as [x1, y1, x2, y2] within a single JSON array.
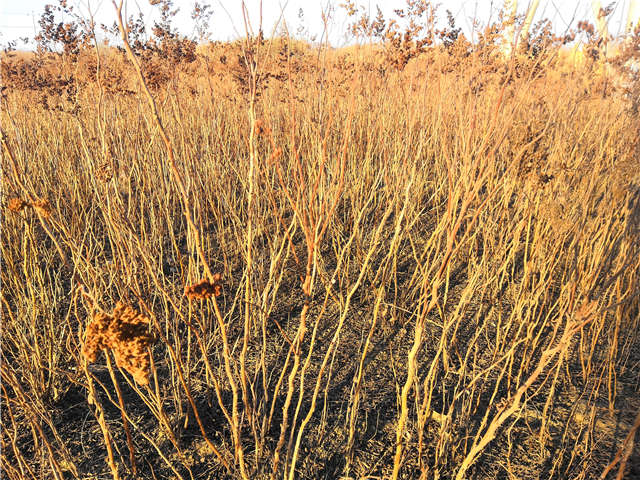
[[0, 0, 634, 49]]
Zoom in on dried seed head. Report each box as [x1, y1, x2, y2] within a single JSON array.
[[538, 173, 554, 185], [185, 274, 223, 300], [32, 199, 52, 218], [82, 302, 155, 385], [8, 197, 28, 212], [82, 311, 111, 362], [255, 118, 271, 136]]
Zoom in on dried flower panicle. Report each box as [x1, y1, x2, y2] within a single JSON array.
[[7, 197, 51, 217], [185, 274, 223, 300], [32, 199, 52, 218], [82, 302, 155, 385], [8, 197, 29, 212], [82, 313, 111, 362], [255, 118, 270, 136]]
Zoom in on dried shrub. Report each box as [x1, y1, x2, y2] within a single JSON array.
[[35, 2, 90, 57]]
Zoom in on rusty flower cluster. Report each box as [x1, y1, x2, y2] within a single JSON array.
[[7, 196, 52, 218], [82, 302, 155, 385], [184, 274, 223, 300]]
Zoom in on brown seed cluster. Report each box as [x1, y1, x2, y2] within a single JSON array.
[[32, 199, 52, 218], [8, 197, 29, 212], [255, 118, 270, 136], [7, 197, 52, 218], [185, 274, 223, 300], [82, 302, 155, 385]]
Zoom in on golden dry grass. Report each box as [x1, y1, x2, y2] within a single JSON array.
[[1, 12, 640, 480]]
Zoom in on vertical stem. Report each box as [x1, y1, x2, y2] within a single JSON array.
[[105, 353, 137, 476]]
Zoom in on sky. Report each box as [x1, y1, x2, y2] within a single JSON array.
[[0, 0, 638, 49]]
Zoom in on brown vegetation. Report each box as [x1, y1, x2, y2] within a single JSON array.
[[82, 302, 155, 385], [1, 1, 640, 479]]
